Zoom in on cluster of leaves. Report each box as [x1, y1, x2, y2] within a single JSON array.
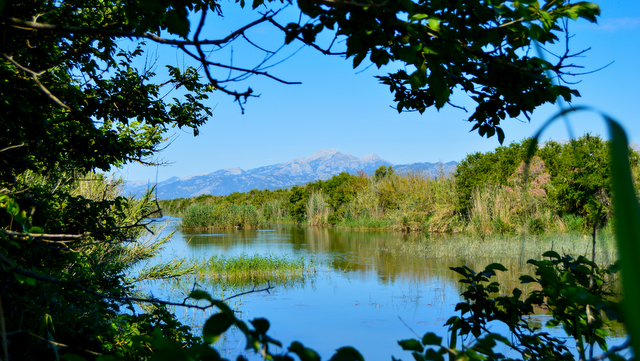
[[396, 251, 621, 361], [0, 0, 216, 183], [454, 134, 640, 226], [0, 173, 202, 359], [286, 0, 600, 141]]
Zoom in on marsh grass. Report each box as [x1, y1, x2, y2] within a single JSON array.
[[378, 231, 619, 297], [182, 204, 267, 229], [196, 254, 317, 286], [306, 191, 330, 225]]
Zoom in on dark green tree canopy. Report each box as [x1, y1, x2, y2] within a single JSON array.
[[1, 0, 600, 186], [286, 0, 600, 142]]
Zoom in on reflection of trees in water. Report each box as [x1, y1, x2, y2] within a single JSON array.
[[177, 226, 620, 308]]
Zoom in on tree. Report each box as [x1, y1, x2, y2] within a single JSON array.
[[0, 0, 608, 358]]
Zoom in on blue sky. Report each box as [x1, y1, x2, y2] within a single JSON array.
[[119, 0, 640, 183]]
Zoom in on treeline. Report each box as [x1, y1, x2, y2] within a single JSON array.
[[162, 135, 639, 235]]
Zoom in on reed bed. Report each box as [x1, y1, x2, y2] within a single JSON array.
[[379, 232, 617, 265], [182, 204, 267, 229], [196, 254, 317, 285]]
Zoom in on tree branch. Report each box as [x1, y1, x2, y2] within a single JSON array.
[[0, 251, 274, 310], [2, 53, 71, 110]]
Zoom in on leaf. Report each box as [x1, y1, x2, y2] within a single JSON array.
[[409, 14, 430, 21], [252, 0, 263, 9], [189, 290, 213, 302], [202, 313, 234, 343], [250, 318, 270, 334], [484, 263, 507, 272], [289, 341, 321, 361], [353, 52, 367, 68], [428, 70, 448, 109], [422, 332, 442, 346], [519, 275, 537, 284], [607, 116, 640, 355], [398, 339, 423, 352], [329, 347, 365, 361], [14, 273, 36, 286], [542, 250, 561, 259], [165, 9, 190, 38]]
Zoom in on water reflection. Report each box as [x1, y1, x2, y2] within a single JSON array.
[[149, 220, 624, 360]]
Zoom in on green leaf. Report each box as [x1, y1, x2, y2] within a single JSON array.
[[28, 226, 44, 234], [202, 313, 234, 343], [607, 116, 640, 355], [189, 290, 213, 302], [329, 347, 365, 361], [427, 18, 440, 32], [421, 332, 442, 346], [14, 273, 36, 286], [542, 250, 561, 259], [251, 318, 270, 334], [289, 341, 321, 361], [252, 0, 263, 9], [428, 70, 448, 108], [409, 14, 429, 21], [398, 339, 423, 352], [353, 52, 367, 68], [519, 275, 537, 284], [484, 263, 507, 272], [165, 9, 190, 38]]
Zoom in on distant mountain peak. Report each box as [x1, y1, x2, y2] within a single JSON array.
[[124, 150, 457, 199], [360, 153, 381, 161], [302, 149, 340, 161]]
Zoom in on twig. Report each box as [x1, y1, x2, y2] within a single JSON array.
[[2, 54, 70, 110], [0, 252, 273, 311]]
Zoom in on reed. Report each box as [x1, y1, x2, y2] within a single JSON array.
[[306, 191, 330, 225], [196, 254, 316, 286], [181, 203, 267, 229]]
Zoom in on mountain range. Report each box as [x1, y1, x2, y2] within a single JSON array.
[[124, 149, 457, 199]]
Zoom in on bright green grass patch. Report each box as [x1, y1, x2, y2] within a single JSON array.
[[196, 254, 316, 285]]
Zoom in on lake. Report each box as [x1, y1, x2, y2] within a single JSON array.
[[138, 218, 624, 360]]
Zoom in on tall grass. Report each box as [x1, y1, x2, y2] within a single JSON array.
[[196, 253, 316, 287], [337, 171, 461, 232], [306, 191, 330, 225], [181, 203, 266, 230]]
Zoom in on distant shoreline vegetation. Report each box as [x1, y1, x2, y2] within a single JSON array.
[[166, 135, 640, 236]]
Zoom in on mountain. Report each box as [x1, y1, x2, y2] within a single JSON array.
[[124, 149, 457, 199]]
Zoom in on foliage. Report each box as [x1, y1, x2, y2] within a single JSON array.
[[394, 251, 620, 361], [0, 175, 198, 359], [288, 0, 599, 142], [455, 135, 640, 225], [4, 0, 637, 359]]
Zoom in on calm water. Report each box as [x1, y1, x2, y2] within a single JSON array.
[[138, 218, 625, 360]]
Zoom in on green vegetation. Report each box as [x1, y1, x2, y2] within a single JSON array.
[[5, 0, 638, 360], [181, 203, 266, 230], [166, 135, 637, 238], [195, 253, 316, 287]]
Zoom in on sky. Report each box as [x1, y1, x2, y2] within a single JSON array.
[[117, 0, 640, 183]]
